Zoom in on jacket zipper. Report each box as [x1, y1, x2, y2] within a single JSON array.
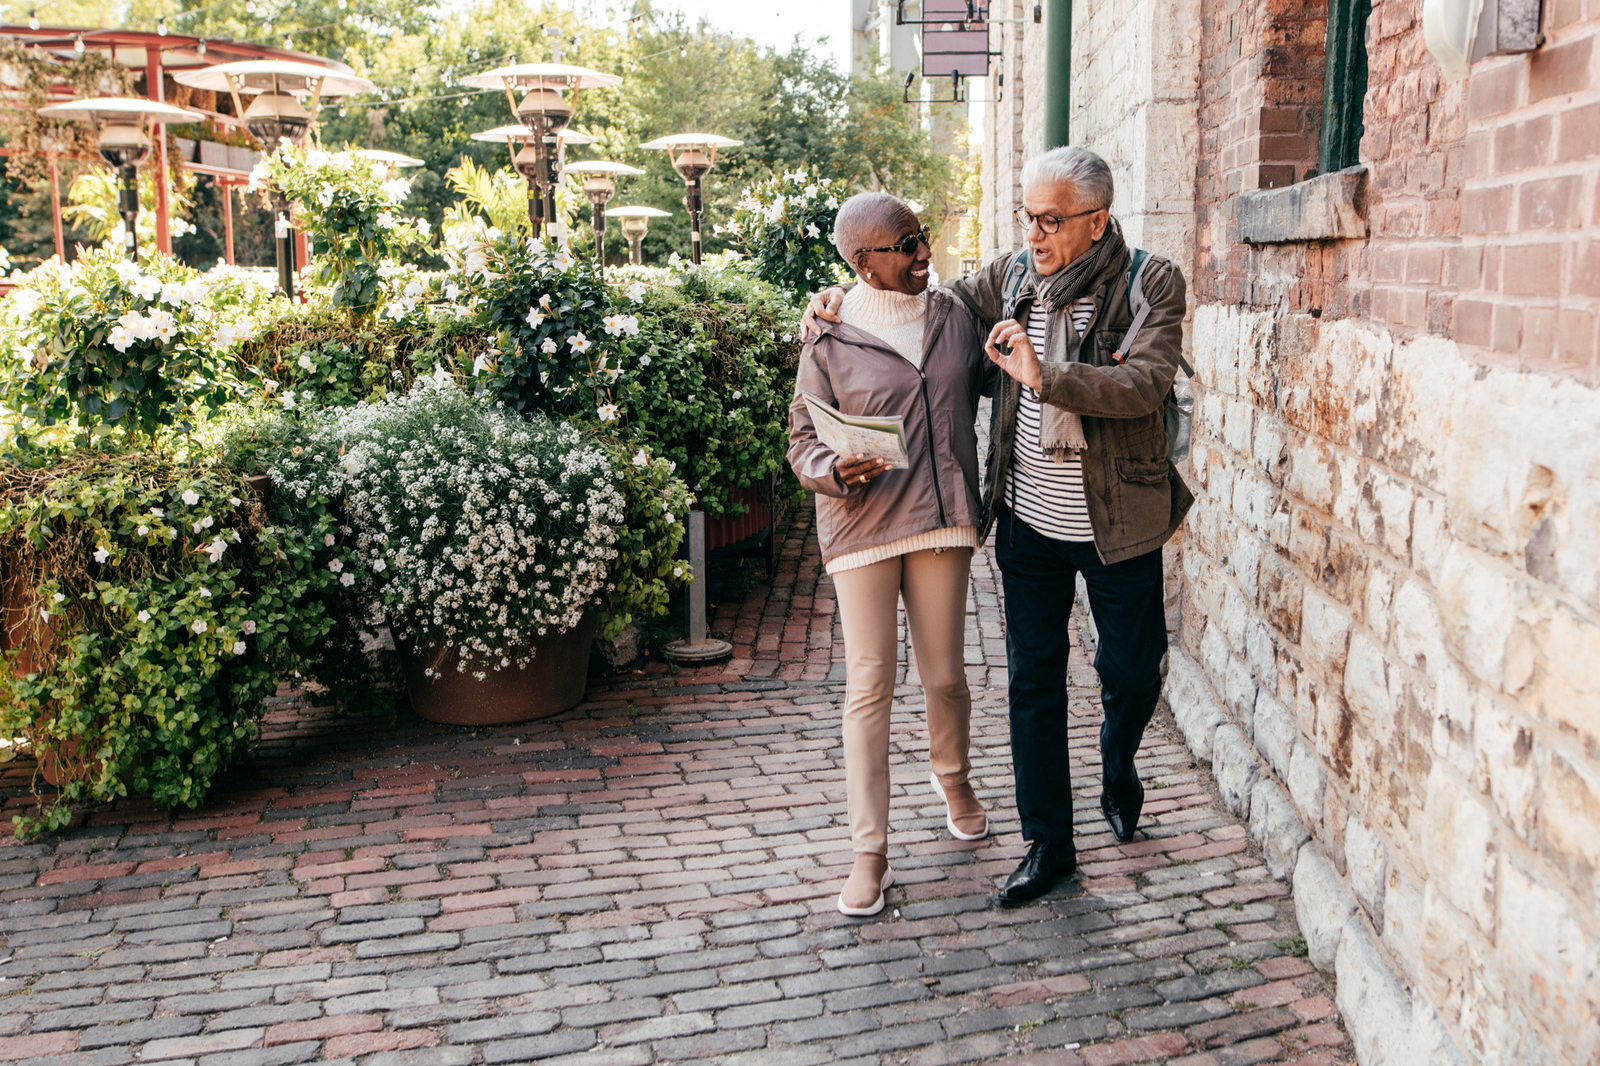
[[917, 366, 947, 527]]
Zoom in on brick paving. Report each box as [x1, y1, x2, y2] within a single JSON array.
[[0, 500, 1351, 1066]]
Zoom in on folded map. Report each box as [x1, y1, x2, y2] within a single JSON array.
[[801, 393, 910, 470]]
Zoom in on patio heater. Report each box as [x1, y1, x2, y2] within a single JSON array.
[[603, 206, 670, 265], [470, 127, 596, 234], [561, 161, 644, 260], [460, 64, 621, 240], [638, 134, 741, 265], [36, 98, 203, 262], [173, 60, 376, 296]]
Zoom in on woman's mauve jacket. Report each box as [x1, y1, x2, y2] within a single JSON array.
[[787, 287, 992, 568]]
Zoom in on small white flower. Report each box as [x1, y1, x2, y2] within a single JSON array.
[[298, 354, 315, 371], [626, 281, 646, 303], [664, 512, 675, 524], [52, 592, 65, 603], [539, 293, 552, 308], [93, 545, 111, 564], [130, 274, 161, 301], [806, 223, 820, 239], [192, 619, 208, 634], [673, 565, 684, 578], [371, 559, 387, 573], [376, 210, 396, 229], [181, 489, 200, 506], [329, 559, 344, 573], [241, 620, 257, 635], [340, 572, 355, 587], [204, 537, 228, 564], [137, 610, 151, 623], [567, 333, 591, 353], [232, 640, 247, 656], [229, 497, 242, 507], [108, 325, 132, 353], [525, 307, 545, 328], [324, 533, 336, 547], [197, 587, 212, 598], [639, 354, 651, 366], [596, 403, 618, 422], [541, 338, 558, 355], [632, 448, 650, 468], [136, 525, 150, 536], [279, 390, 297, 410]]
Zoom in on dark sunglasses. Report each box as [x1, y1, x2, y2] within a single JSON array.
[[858, 225, 931, 257]]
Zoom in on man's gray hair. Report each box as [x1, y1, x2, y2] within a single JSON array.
[[1020, 146, 1114, 210], [832, 191, 914, 265]]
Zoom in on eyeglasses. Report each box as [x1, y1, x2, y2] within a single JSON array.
[[858, 225, 931, 257], [1014, 206, 1103, 234]]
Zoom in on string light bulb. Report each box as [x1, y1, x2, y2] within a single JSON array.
[[27, 9, 39, 30], [74, 34, 85, 54], [283, 34, 293, 48], [157, 17, 168, 35], [197, 39, 207, 55]]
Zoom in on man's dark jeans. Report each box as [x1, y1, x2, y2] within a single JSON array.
[[994, 507, 1168, 845]]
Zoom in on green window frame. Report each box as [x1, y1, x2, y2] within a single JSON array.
[[1319, 0, 1372, 173]]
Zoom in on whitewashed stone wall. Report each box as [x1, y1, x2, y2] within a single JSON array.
[[1167, 304, 1600, 1066]]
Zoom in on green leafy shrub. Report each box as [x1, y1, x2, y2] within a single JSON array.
[[0, 247, 273, 445], [0, 450, 374, 835], [244, 375, 683, 666], [613, 264, 800, 517], [727, 166, 847, 295], [263, 145, 430, 321]]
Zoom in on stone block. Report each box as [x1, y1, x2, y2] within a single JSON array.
[[1343, 817, 1388, 931], [1343, 631, 1393, 725], [1471, 696, 1536, 840], [1382, 864, 1426, 982], [1536, 744, 1600, 911], [1248, 778, 1309, 880], [1251, 690, 1295, 780], [1523, 598, 1600, 755], [1436, 545, 1521, 693], [1301, 590, 1352, 679], [1286, 740, 1326, 827], [1391, 578, 1445, 676], [1238, 166, 1370, 244], [1165, 649, 1227, 760], [1292, 843, 1357, 973], [1409, 991, 1472, 1066], [1419, 767, 1497, 935], [1496, 855, 1600, 1065], [1334, 916, 1414, 1066], [1211, 725, 1261, 818]]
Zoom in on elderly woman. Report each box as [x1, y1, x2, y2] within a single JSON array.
[[788, 192, 992, 917]]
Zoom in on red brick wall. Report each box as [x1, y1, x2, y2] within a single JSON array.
[[1195, 0, 1600, 377]]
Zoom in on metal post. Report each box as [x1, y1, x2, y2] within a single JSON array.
[[118, 167, 140, 261], [222, 180, 235, 265], [48, 157, 64, 261], [663, 510, 732, 663], [686, 177, 702, 264], [273, 193, 295, 296], [146, 45, 172, 255], [1043, 0, 1073, 149], [591, 202, 605, 260]]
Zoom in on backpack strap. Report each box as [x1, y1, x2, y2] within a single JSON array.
[[1114, 249, 1195, 376], [1001, 251, 1031, 321]]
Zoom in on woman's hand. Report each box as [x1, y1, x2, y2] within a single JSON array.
[[800, 287, 847, 341], [985, 320, 1044, 392], [836, 452, 891, 488]]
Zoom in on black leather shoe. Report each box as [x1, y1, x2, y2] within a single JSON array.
[[1101, 779, 1144, 844], [997, 840, 1077, 905]]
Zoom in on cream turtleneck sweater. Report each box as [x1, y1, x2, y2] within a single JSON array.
[[825, 282, 980, 575]]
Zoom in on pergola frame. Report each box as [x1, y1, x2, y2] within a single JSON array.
[[0, 24, 356, 263]]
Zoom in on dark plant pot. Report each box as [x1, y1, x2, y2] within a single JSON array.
[[706, 483, 773, 552], [395, 613, 596, 726]]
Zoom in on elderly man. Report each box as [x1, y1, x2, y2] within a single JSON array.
[[805, 146, 1191, 903]]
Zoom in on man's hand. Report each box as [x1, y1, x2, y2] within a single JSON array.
[[836, 453, 891, 488], [799, 287, 846, 342], [985, 320, 1043, 393]]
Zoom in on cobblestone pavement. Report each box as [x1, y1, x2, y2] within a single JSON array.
[[0, 502, 1351, 1066]]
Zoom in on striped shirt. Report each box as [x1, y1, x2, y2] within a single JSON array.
[[1006, 297, 1096, 542]]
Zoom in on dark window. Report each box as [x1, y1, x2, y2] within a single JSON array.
[[1319, 0, 1371, 172]]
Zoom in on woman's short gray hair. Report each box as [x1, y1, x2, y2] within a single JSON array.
[[832, 191, 914, 266], [1020, 146, 1114, 210]]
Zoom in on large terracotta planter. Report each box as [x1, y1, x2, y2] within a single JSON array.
[[395, 613, 596, 726]]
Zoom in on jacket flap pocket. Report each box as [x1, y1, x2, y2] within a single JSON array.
[[1116, 457, 1170, 485]]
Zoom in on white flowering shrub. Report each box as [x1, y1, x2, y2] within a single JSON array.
[[0, 245, 270, 444], [727, 166, 847, 295], [0, 455, 370, 835], [262, 145, 429, 322], [262, 375, 629, 676]]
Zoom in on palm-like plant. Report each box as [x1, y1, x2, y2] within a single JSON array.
[[446, 158, 531, 235]]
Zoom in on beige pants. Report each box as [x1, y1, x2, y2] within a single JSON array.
[[832, 547, 975, 856]]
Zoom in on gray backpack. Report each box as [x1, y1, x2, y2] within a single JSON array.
[[1001, 249, 1193, 464]]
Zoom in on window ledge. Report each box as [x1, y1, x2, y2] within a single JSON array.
[[1238, 165, 1369, 245]]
